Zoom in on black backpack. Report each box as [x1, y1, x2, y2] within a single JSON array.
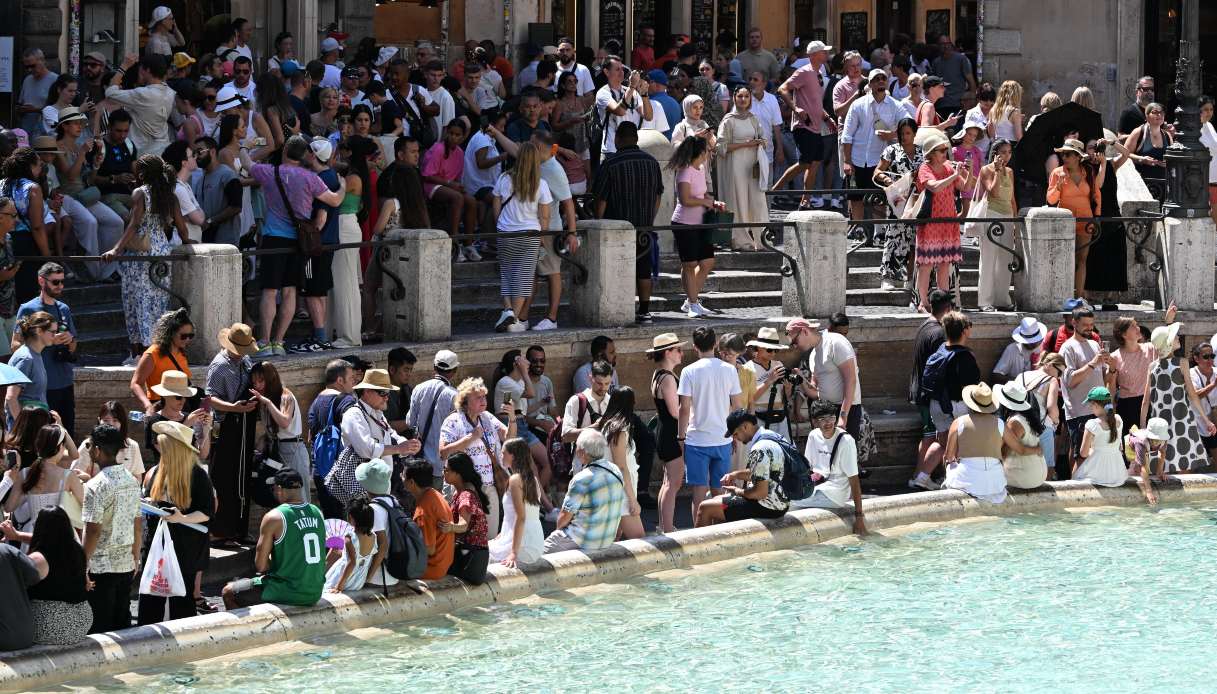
[[918, 344, 959, 415], [395, 85, 437, 151], [755, 430, 815, 501], [371, 496, 427, 583]]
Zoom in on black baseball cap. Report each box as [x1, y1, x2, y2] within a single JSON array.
[[923, 75, 949, 89]]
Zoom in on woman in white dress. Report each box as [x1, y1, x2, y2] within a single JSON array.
[[489, 438, 544, 567], [325, 496, 377, 592], [716, 87, 769, 250], [592, 386, 643, 540], [995, 382, 1047, 489], [1073, 386, 1127, 486], [943, 383, 1008, 503]]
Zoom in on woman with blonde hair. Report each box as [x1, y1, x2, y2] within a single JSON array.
[[989, 80, 1024, 142], [491, 142, 553, 332], [439, 377, 516, 533], [137, 420, 214, 624], [1070, 86, 1096, 111]]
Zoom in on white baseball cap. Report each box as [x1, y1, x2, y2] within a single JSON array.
[[151, 6, 173, 27], [805, 40, 833, 55], [433, 349, 460, 370], [309, 137, 333, 163], [320, 37, 341, 54], [375, 47, 399, 66]]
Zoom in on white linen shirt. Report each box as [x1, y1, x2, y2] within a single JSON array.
[[840, 92, 906, 167], [340, 399, 405, 460]]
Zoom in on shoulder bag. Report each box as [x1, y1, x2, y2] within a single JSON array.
[[273, 164, 323, 257]]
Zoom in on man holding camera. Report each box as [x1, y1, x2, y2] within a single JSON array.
[[785, 318, 862, 439], [12, 263, 77, 436], [745, 327, 794, 440], [594, 57, 653, 160]]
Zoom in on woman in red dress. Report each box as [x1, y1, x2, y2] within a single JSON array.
[[913, 129, 973, 312]]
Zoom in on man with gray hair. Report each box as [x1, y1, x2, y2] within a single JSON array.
[[249, 135, 346, 356], [17, 48, 58, 134], [544, 429, 626, 553]]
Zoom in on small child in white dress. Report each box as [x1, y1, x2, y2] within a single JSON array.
[[325, 497, 378, 592], [1072, 387, 1127, 487]]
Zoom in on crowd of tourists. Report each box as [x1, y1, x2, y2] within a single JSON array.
[[0, 17, 1211, 657]]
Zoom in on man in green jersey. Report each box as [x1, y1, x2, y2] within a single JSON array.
[[223, 469, 326, 609]]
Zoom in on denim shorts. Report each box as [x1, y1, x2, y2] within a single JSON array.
[[684, 443, 732, 487], [516, 416, 541, 446]]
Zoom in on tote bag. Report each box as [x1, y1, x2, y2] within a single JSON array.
[[139, 521, 187, 597]]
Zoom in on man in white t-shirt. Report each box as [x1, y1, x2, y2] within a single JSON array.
[[319, 38, 343, 89], [424, 61, 455, 138], [356, 459, 399, 587], [594, 57, 653, 159], [787, 318, 861, 437], [525, 345, 558, 435], [560, 360, 614, 473], [748, 71, 786, 171], [556, 39, 595, 96], [790, 401, 867, 534], [678, 327, 743, 523]]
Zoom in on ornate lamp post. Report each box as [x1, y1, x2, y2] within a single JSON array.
[[1164, 0, 1211, 219]]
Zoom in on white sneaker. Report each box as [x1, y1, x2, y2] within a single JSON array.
[[506, 321, 527, 332], [811, 197, 825, 209], [909, 475, 941, 491], [531, 318, 558, 331], [680, 298, 691, 313], [880, 279, 897, 290], [454, 251, 467, 263], [462, 245, 483, 262], [688, 302, 710, 318], [121, 356, 138, 367], [494, 309, 516, 332]]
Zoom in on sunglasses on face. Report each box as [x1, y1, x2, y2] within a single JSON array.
[[45, 278, 64, 286], [1201, 354, 1216, 361], [178, 332, 195, 340]]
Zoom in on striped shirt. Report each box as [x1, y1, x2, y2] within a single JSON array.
[[407, 375, 457, 473], [590, 146, 664, 228], [206, 350, 252, 403], [558, 460, 625, 550]]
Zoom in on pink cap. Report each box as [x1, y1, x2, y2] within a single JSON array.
[[784, 318, 820, 333]]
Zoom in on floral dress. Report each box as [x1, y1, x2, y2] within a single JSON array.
[[879, 143, 924, 282], [120, 185, 173, 346], [451, 488, 489, 548], [914, 162, 965, 266]]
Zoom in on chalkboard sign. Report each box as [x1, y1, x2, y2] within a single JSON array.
[[601, 0, 626, 55], [925, 9, 951, 42], [840, 12, 868, 52], [691, 0, 715, 55]]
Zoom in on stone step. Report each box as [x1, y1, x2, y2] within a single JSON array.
[[61, 280, 123, 307], [76, 329, 133, 366], [69, 301, 126, 335]]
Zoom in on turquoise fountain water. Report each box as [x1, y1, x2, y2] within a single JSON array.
[[68, 504, 1217, 693]]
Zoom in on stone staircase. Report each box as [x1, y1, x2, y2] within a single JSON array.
[[59, 280, 130, 365]]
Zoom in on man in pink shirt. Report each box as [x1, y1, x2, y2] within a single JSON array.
[[773, 40, 834, 209]]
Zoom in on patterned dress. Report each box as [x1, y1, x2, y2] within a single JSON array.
[[914, 162, 964, 266], [1145, 357, 1209, 472], [879, 143, 925, 282], [120, 186, 173, 346]]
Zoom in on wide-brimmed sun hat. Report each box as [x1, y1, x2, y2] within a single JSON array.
[[1054, 138, 1086, 157], [354, 368, 399, 391], [31, 136, 63, 155], [746, 327, 787, 350], [1150, 323, 1182, 358], [645, 333, 687, 354], [1012, 317, 1047, 345], [962, 383, 998, 414], [994, 382, 1033, 412], [55, 106, 88, 127], [151, 370, 197, 398], [152, 419, 198, 453], [218, 322, 259, 356]]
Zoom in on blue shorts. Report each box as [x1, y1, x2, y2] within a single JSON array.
[[684, 443, 732, 487], [516, 416, 541, 446]]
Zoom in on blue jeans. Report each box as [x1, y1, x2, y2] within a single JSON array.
[[1039, 422, 1056, 473]]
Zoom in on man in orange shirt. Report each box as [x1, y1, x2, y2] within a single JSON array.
[[631, 25, 656, 70], [403, 458, 453, 579]]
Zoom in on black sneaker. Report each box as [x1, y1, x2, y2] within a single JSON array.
[[288, 341, 315, 354], [314, 340, 334, 351], [636, 312, 653, 324]]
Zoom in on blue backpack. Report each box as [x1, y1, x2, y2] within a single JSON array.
[[755, 430, 815, 501], [918, 344, 959, 415], [311, 395, 349, 479]]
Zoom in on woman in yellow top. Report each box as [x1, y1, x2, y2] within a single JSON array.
[[130, 308, 195, 417], [1046, 138, 1104, 300]]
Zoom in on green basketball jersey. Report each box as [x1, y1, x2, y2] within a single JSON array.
[[261, 502, 326, 606]]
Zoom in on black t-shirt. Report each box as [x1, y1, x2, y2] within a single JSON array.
[[97, 139, 138, 195], [943, 345, 981, 403], [0, 544, 38, 650], [910, 317, 946, 403], [290, 95, 312, 134], [1118, 103, 1146, 136]]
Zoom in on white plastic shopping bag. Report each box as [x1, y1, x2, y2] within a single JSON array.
[[139, 521, 187, 597]]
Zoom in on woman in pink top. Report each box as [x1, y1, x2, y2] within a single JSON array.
[[421, 119, 480, 245], [667, 136, 724, 318], [1107, 316, 1157, 440]]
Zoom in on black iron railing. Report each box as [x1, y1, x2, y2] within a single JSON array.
[[16, 254, 192, 310]]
